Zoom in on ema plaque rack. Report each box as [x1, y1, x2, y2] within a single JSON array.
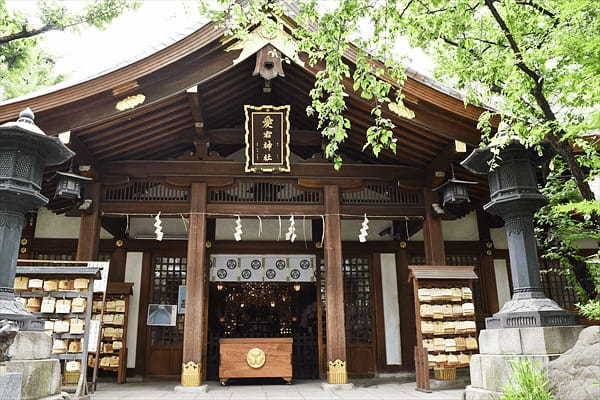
[[408, 265, 479, 392], [15, 259, 106, 399], [88, 282, 133, 385]]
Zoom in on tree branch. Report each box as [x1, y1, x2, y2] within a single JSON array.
[[484, 0, 594, 201], [516, 1, 556, 18], [0, 24, 58, 45]]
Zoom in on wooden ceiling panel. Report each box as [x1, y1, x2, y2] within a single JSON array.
[[96, 118, 194, 160]]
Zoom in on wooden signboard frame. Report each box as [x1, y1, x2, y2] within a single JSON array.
[[408, 266, 479, 392]]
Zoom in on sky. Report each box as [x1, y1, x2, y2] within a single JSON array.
[[6, 0, 433, 86]]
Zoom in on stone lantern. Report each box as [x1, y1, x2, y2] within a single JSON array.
[[461, 141, 578, 328], [0, 108, 74, 332]]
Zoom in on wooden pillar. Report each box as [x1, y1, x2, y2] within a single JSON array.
[[422, 188, 445, 265], [477, 208, 500, 315], [181, 183, 208, 387], [395, 238, 415, 369], [108, 240, 127, 282], [19, 213, 36, 259], [76, 183, 102, 260], [323, 185, 348, 384]]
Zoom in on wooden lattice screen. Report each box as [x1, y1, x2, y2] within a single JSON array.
[[104, 180, 189, 202], [341, 183, 422, 206], [208, 181, 322, 204], [150, 255, 186, 345], [343, 256, 374, 345], [539, 260, 580, 311]]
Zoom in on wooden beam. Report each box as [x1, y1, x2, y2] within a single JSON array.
[[98, 161, 426, 183], [108, 242, 127, 282], [182, 182, 208, 384], [422, 187, 446, 265], [76, 183, 102, 260], [323, 185, 348, 383], [68, 133, 97, 167]]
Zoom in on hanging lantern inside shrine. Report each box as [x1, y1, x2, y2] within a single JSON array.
[[54, 170, 92, 200], [433, 178, 478, 206]]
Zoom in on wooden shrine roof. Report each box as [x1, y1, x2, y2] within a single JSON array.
[[0, 17, 492, 209]]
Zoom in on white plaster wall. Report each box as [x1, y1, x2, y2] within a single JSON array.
[[124, 252, 143, 369], [490, 228, 508, 249], [341, 220, 393, 241], [494, 259, 511, 308], [34, 207, 113, 239], [410, 211, 479, 241], [380, 253, 402, 365]]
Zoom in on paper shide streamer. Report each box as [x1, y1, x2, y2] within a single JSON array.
[[358, 214, 369, 243], [285, 215, 296, 243], [233, 215, 243, 241], [154, 212, 164, 241]]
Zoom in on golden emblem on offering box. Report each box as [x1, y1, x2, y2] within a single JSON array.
[[244, 105, 291, 173], [246, 347, 266, 369]]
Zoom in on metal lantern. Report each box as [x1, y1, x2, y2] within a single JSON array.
[[461, 141, 578, 328], [55, 170, 92, 200], [433, 178, 478, 206], [0, 108, 74, 333]]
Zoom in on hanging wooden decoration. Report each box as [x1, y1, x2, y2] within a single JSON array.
[[244, 105, 291, 173]]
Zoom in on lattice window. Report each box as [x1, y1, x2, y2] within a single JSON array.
[[104, 180, 189, 202], [208, 181, 321, 204], [150, 256, 187, 345], [540, 267, 579, 311], [343, 256, 373, 345], [341, 183, 422, 206]]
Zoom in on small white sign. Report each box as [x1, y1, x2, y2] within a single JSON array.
[[147, 304, 177, 326], [91, 261, 110, 293], [88, 319, 101, 353]]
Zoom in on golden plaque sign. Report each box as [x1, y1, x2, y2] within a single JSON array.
[[246, 347, 266, 369]]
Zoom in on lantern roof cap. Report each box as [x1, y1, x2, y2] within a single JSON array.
[[461, 140, 553, 175], [460, 147, 493, 175], [0, 109, 74, 166], [56, 171, 93, 181], [433, 178, 478, 192]]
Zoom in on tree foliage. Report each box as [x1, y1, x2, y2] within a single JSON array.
[[200, 0, 600, 307], [0, 0, 139, 99]]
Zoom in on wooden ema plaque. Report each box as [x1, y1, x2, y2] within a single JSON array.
[[219, 338, 293, 384]]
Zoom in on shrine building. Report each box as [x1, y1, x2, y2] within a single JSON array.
[[0, 15, 581, 387]]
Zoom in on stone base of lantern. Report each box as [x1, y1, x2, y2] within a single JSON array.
[[5, 332, 61, 400], [484, 296, 579, 329], [464, 326, 584, 400]]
